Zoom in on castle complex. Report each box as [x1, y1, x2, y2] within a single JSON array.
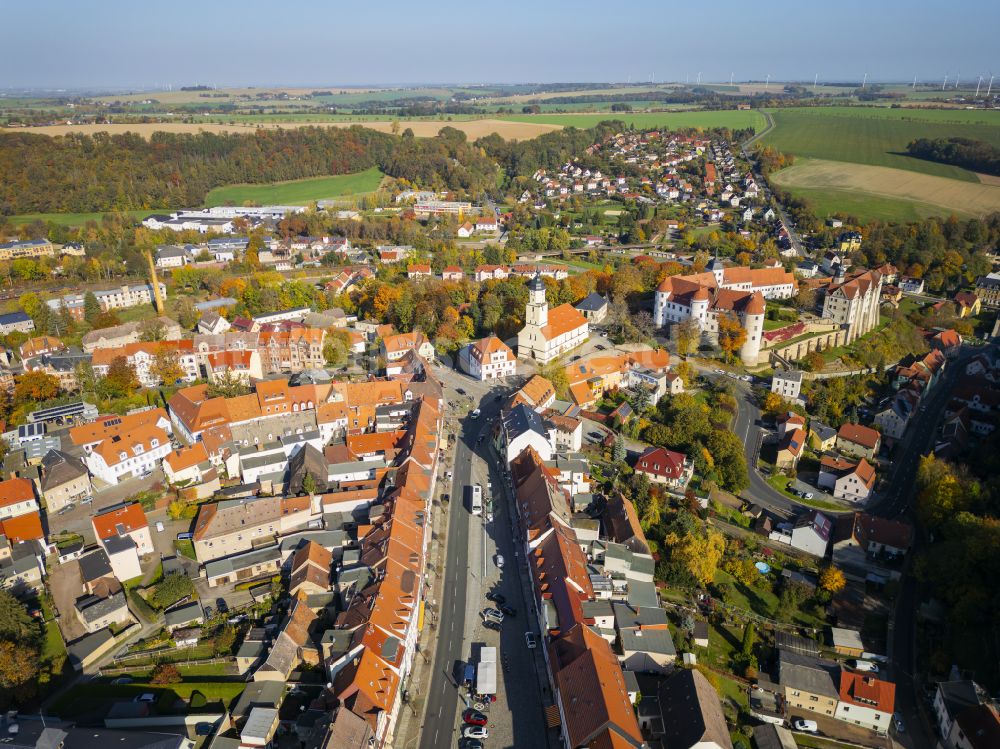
[[654, 259, 793, 364]]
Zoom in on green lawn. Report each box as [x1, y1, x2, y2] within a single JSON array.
[[8, 209, 164, 226], [204, 167, 384, 206], [501, 110, 767, 132], [50, 676, 247, 720], [39, 598, 68, 690], [713, 569, 827, 628], [777, 185, 970, 223], [761, 106, 1000, 180], [175, 539, 197, 559]]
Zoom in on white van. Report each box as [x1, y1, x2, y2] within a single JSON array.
[[469, 484, 483, 515], [849, 659, 879, 672]]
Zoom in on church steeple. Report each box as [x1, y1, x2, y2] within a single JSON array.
[[525, 273, 548, 327]]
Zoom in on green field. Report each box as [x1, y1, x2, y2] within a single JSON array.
[[775, 184, 968, 222], [761, 106, 1000, 180], [204, 167, 384, 206], [8, 208, 163, 226], [502, 110, 767, 132]]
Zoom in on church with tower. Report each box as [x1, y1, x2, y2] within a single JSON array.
[[517, 275, 590, 364]]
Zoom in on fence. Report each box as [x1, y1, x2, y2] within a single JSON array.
[[100, 656, 231, 675]]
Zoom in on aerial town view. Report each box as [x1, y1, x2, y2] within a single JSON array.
[[1, 3, 1000, 749]]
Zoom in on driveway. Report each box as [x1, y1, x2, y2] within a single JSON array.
[[48, 559, 88, 642], [46, 469, 166, 543]]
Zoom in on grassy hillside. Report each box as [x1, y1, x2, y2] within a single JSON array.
[[501, 110, 767, 132], [204, 167, 385, 206], [761, 106, 1000, 180]]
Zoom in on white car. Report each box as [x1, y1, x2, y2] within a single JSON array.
[[525, 631, 537, 649], [893, 714, 905, 733], [470, 408, 481, 419], [793, 719, 817, 732], [463, 726, 488, 739], [155, 521, 165, 533], [495, 554, 504, 569]]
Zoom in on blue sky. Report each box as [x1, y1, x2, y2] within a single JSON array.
[[4, 0, 999, 89]]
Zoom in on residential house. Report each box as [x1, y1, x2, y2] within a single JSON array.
[[775, 428, 806, 470], [818, 456, 876, 502], [633, 446, 692, 490], [643, 668, 733, 749], [0, 311, 34, 335], [771, 370, 803, 402], [496, 403, 553, 463], [467, 335, 516, 380], [835, 670, 896, 734], [932, 329, 963, 358], [192, 495, 314, 562], [163, 442, 212, 485], [974, 272, 1000, 308], [832, 512, 913, 578], [836, 423, 881, 460], [777, 649, 840, 718], [809, 421, 838, 452], [380, 331, 434, 362], [74, 591, 131, 634], [441, 266, 464, 281], [92, 503, 153, 581], [899, 276, 925, 294], [946, 703, 1000, 749], [511, 375, 557, 412], [39, 449, 91, 513], [613, 602, 676, 673], [84, 424, 171, 485], [0, 478, 39, 523], [81, 317, 182, 353], [575, 292, 609, 323]]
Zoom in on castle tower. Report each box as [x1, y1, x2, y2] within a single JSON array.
[[740, 292, 766, 365], [525, 274, 548, 327], [708, 256, 726, 287]]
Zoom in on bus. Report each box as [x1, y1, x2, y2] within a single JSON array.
[[469, 484, 483, 515]]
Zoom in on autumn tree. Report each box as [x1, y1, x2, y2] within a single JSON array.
[[103, 356, 140, 397], [150, 349, 184, 385], [916, 454, 965, 530], [14, 370, 60, 407], [140, 317, 167, 342], [0, 639, 39, 693], [675, 318, 700, 357], [151, 662, 182, 685], [206, 369, 250, 399], [762, 391, 784, 414], [323, 329, 352, 368], [667, 528, 725, 586], [539, 362, 569, 400], [717, 313, 746, 361], [818, 565, 847, 594]]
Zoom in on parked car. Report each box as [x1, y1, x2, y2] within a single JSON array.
[[80, 495, 93, 504], [486, 592, 505, 605], [134, 693, 156, 703], [525, 631, 537, 649], [849, 659, 878, 673], [456, 388, 467, 396], [112, 677, 133, 685], [483, 620, 501, 631], [499, 604, 516, 617], [462, 709, 488, 726], [595, 344, 606, 350], [462, 726, 488, 739], [792, 719, 817, 732], [893, 714, 905, 733], [155, 521, 165, 533], [57, 504, 75, 516], [470, 409, 481, 419], [177, 532, 193, 540], [459, 740, 483, 749], [483, 608, 504, 622], [495, 554, 504, 569]]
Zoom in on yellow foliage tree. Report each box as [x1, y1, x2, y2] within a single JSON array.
[[818, 565, 846, 594], [717, 313, 747, 361], [670, 529, 725, 586]]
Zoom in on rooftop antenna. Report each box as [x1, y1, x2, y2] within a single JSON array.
[[976, 76, 983, 97], [861, 72, 868, 89]]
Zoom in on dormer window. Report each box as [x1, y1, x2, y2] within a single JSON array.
[[150, 438, 159, 448], [119, 451, 128, 462]]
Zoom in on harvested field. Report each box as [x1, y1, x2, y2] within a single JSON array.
[[3, 118, 560, 141], [771, 158, 1000, 220]]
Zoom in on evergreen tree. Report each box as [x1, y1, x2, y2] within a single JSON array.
[[83, 291, 101, 324]]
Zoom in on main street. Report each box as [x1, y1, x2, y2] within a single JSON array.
[[416, 362, 550, 749]]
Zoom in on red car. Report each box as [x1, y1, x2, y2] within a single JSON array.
[[462, 709, 488, 726]]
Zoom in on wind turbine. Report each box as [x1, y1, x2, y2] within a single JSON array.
[[942, 74, 948, 91], [987, 74, 995, 97], [813, 73, 818, 93], [697, 72, 702, 85], [976, 76, 983, 97], [955, 71, 961, 89], [861, 72, 868, 89], [764, 74, 770, 92], [912, 75, 917, 90], [730, 72, 735, 86]]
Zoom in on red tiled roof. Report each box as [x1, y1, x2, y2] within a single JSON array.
[[837, 423, 881, 450], [839, 670, 896, 714], [92, 502, 148, 540]]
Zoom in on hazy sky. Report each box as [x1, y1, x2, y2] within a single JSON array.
[[4, 0, 999, 90]]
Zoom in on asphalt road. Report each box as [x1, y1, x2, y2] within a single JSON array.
[[418, 399, 483, 749]]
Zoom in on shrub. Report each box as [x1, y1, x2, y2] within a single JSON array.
[[189, 691, 207, 709], [150, 663, 181, 685]]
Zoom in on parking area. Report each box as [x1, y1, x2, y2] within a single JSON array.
[[46, 468, 166, 542], [788, 708, 891, 748], [47, 558, 89, 641]]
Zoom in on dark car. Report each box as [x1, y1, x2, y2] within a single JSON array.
[[463, 709, 488, 726], [483, 620, 501, 631], [486, 592, 505, 604], [195, 723, 214, 736], [456, 388, 467, 396], [595, 344, 606, 350], [215, 598, 229, 613], [499, 604, 517, 617], [459, 740, 484, 749]]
